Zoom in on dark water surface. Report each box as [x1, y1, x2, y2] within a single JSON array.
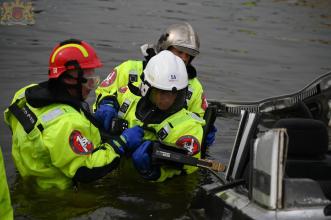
[[1, 0, 331, 219]]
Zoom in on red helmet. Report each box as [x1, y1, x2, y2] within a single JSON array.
[[48, 39, 102, 79]]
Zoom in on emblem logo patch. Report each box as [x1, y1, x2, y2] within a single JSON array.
[[1, 0, 35, 25], [69, 130, 94, 155], [201, 93, 208, 111], [176, 135, 200, 155], [100, 70, 117, 87]]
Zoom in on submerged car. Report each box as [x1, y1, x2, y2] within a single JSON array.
[[197, 71, 331, 219]]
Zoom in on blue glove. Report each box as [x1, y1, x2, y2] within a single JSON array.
[[205, 125, 217, 147], [94, 99, 118, 132], [120, 126, 144, 153], [132, 141, 160, 180]]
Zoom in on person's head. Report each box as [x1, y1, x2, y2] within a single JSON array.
[[48, 39, 102, 100], [140, 50, 188, 113], [156, 22, 200, 65]]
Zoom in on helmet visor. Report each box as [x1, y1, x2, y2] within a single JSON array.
[[173, 45, 199, 57]]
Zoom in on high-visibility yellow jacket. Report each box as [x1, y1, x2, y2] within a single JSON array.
[[4, 84, 120, 190], [115, 88, 205, 182]]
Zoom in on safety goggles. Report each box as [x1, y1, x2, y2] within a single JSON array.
[[82, 74, 100, 89]]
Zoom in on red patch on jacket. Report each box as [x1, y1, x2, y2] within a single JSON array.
[[119, 86, 128, 93], [201, 93, 208, 111], [100, 70, 117, 87], [69, 130, 94, 155], [176, 135, 200, 155]]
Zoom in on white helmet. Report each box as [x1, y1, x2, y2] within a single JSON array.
[[156, 22, 200, 57], [140, 50, 188, 96]]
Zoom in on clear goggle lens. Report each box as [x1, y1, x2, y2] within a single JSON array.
[[83, 75, 100, 89]]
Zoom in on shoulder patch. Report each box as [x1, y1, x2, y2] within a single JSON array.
[[100, 70, 117, 87], [201, 93, 208, 111], [176, 135, 200, 155], [69, 130, 94, 155]]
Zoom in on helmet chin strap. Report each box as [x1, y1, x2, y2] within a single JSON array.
[[127, 71, 149, 97], [140, 80, 151, 97], [76, 68, 85, 101], [127, 81, 141, 96], [64, 60, 85, 101]]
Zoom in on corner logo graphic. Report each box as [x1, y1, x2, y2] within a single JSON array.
[[69, 130, 94, 155], [1, 0, 35, 25], [169, 74, 177, 81], [176, 135, 200, 155]]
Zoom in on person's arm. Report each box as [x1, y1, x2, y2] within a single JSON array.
[[188, 78, 218, 148], [94, 97, 119, 132], [132, 114, 204, 182], [187, 78, 207, 118], [46, 117, 120, 181], [94, 68, 120, 110], [46, 113, 143, 184], [94, 60, 143, 109], [73, 125, 144, 183], [73, 156, 120, 183]]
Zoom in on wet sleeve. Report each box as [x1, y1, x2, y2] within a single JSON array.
[[156, 119, 204, 182], [45, 113, 121, 181], [73, 156, 120, 183]]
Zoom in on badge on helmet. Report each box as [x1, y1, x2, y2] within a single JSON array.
[[140, 50, 188, 97]]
